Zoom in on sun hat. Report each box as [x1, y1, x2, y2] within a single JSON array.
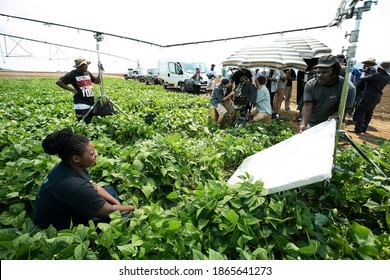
[[362, 58, 377, 65], [314, 54, 339, 68], [73, 57, 91, 68], [378, 61, 390, 72]]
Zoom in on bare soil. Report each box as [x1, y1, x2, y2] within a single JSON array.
[[1, 70, 389, 147]]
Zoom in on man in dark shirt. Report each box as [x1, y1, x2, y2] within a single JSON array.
[[352, 61, 390, 134], [56, 57, 100, 124], [230, 67, 253, 91], [300, 55, 356, 131]]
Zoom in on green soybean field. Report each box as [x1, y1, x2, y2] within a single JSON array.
[[0, 77, 389, 260]]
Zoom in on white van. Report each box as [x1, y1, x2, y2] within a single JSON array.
[[158, 60, 209, 92]]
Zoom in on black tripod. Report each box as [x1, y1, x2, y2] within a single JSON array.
[[79, 32, 132, 124], [233, 103, 251, 127]]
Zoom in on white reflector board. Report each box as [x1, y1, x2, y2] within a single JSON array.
[[228, 119, 336, 194]]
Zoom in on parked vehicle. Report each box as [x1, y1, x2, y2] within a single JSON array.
[[145, 68, 162, 85], [132, 69, 147, 83], [124, 68, 147, 83], [158, 60, 209, 92], [123, 68, 133, 80]]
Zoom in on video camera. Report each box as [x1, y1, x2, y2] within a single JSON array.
[[232, 77, 255, 127], [233, 77, 252, 109], [233, 94, 247, 107]]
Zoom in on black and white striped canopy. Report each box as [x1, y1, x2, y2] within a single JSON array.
[[222, 43, 308, 70], [274, 36, 332, 59]]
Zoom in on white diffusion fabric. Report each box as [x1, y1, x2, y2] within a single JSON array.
[[228, 119, 337, 194]]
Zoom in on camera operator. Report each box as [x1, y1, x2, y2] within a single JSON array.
[[230, 66, 253, 92], [210, 78, 236, 126], [248, 76, 272, 123]]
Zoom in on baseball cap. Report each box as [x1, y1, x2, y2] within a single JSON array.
[[314, 55, 339, 68], [73, 57, 91, 68]]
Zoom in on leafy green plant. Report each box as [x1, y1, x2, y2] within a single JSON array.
[[0, 77, 389, 260]]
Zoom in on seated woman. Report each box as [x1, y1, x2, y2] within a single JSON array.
[[33, 128, 135, 230]]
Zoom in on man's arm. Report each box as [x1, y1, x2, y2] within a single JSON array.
[[93, 76, 101, 84], [56, 80, 77, 94], [300, 102, 313, 132]]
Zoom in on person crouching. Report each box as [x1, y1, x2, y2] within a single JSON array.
[[210, 78, 236, 126], [248, 76, 272, 123]]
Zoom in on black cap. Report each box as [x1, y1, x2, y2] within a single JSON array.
[[314, 55, 339, 68]]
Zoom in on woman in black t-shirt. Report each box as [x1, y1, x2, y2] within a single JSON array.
[[33, 128, 135, 229]]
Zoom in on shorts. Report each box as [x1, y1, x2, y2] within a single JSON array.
[[213, 101, 235, 116], [207, 80, 216, 91]]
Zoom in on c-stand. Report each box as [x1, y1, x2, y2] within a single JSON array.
[[79, 32, 132, 124], [333, 0, 386, 177]]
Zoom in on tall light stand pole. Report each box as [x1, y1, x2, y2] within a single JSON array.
[[79, 32, 132, 124], [334, 0, 386, 177]]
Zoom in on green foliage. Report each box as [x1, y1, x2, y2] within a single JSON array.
[[0, 77, 389, 260]]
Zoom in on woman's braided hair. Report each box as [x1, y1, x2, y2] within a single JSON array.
[[42, 128, 90, 161]]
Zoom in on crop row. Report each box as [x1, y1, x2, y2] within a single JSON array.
[[0, 77, 389, 260]]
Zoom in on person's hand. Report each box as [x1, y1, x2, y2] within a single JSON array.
[[328, 115, 339, 121], [299, 123, 307, 133]]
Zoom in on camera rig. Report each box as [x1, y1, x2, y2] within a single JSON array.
[[232, 77, 254, 127]]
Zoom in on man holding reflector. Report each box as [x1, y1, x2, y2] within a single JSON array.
[[300, 55, 356, 132]]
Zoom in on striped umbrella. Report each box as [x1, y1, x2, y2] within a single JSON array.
[[222, 43, 308, 70], [274, 36, 332, 59]]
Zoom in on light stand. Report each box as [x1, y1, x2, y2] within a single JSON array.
[[333, 0, 386, 177], [79, 32, 132, 124]]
